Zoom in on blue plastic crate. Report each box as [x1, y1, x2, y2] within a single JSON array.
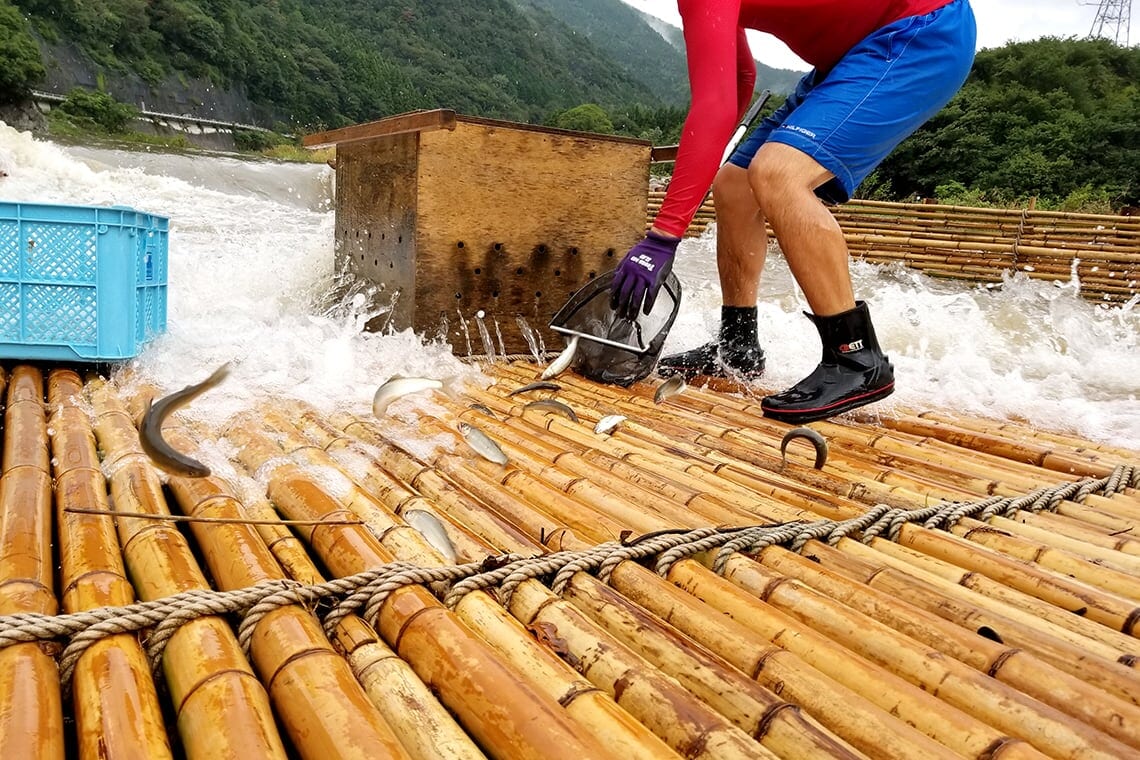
[[0, 201, 168, 361]]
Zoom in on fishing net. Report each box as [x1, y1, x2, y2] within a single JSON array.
[[549, 270, 682, 386]]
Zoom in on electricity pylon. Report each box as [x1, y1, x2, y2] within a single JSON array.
[[1080, 0, 1132, 45]]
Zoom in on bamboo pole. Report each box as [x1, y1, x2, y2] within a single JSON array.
[[605, 561, 1036, 759], [49, 370, 172, 760], [0, 366, 64, 760], [503, 581, 780, 760], [554, 572, 866, 760], [150, 426, 416, 760], [213, 450, 488, 760], [731, 546, 1140, 749], [800, 539, 1140, 700], [838, 537, 1140, 663], [892, 524, 1140, 635], [249, 410, 709, 760], [228, 423, 624, 760], [670, 557, 1132, 759], [87, 378, 290, 760], [284, 405, 542, 556]]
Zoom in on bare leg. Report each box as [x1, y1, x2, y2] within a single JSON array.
[[711, 163, 768, 307], [748, 142, 855, 316]]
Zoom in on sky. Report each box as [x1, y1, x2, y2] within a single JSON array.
[[621, 0, 1110, 71]]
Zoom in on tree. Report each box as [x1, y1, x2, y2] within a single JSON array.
[[0, 3, 45, 102], [550, 103, 614, 134]]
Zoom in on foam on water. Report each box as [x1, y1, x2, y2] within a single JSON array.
[[2, 123, 1138, 450]]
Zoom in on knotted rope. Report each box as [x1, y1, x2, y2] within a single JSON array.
[[0, 464, 1133, 693]]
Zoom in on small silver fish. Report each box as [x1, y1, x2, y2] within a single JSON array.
[[468, 402, 496, 418], [508, 381, 562, 396], [403, 508, 458, 564], [654, 375, 686, 404], [540, 335, 579, 380], [458, 421, 509, 465], [594, 414, 626, 435], [140, 362, 231, 478], [372, 376, 443, 416], [523, 399, 579, 423], [780, 427, 828, 469]]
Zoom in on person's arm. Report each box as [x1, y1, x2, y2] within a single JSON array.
[[652, 0, 747, 238]]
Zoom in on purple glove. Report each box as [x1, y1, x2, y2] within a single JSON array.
[[610, 231, 679, 321]]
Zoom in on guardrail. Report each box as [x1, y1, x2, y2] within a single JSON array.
[[647, 192, 1140, 303], [30, 90, 277, 134]]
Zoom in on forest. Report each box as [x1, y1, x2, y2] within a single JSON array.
[[1, 0, 1138, 209]]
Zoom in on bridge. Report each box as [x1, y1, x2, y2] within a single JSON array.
[[30, 89, 279, 137]]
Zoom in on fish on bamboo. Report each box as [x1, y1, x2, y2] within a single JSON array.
[[468, 402, 496, 418], [140, 363, 231, 478], [508, 381, 562, 396], [780, 427, 828, 469], [372, 375, 443, 417], [523, 399, 579, 423], [403, 508, 459, 564], [654, 375, 686, 404], [540, 335, 579, 380], [594, 414, 626, 435], [458, 421, 509, 465]]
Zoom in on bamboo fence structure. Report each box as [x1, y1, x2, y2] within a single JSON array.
[[647, 192, 1140, 304], [0, 359, 1138, 758]]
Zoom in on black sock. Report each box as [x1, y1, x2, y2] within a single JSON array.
[[720, 306, 758, 352]]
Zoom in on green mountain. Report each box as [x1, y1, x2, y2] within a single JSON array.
[[3, 0, 802, 132], [520, 0, 804, 105]]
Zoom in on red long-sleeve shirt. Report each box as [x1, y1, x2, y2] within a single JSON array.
[[654, 0, 953, 238]]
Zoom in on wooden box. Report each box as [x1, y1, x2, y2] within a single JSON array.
[[305, 110, 651, 357]]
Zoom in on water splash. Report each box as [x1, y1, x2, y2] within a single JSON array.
[[455, 309, 474, 357], [474, 310, 496, 362], [4, 124, 1136, 449], [493, 317, 507, 358], [515, 316, 543, 363]]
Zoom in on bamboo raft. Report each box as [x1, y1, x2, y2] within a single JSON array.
[[1, 361, 1139, 759], [647, 193, 1140, 304]]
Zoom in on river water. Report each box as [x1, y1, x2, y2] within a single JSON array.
[[2, 123, 1138, 451]]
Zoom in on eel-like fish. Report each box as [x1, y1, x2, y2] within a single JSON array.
[[139, 363, 231, 477], [779, 426, 828, 469]]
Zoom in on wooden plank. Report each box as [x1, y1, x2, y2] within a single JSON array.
[[304, 109, 458, 149], [415, 120, 649, 355], [334, 136, 419, 332], [651, 145, 679, 163]]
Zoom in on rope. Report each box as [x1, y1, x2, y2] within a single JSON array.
[[0, 465, 1132, 692]]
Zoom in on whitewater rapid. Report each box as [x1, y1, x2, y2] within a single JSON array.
[[1, 123, 1137, 450]]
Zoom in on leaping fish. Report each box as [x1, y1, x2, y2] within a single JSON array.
[[653, 375, 686, 404], [523, 399, 579, 423], [458, 421, 509, 465], [140, 363, 231, 478], [780, 427, 828, 470], [540, 335, 579, 380], [594, 414, 626, 435], [372, 376, 443, 417], [403, 508, 459, 564], [508, 381, 562, 396]]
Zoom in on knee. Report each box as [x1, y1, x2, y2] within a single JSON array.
[[711, 164, 757, 218], [747, 157, 796, 214]]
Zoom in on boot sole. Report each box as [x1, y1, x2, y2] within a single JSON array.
[[761, 382, 895, 424]]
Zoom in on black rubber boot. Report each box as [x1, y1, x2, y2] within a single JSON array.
[[657, 306, 766, 380], [761, 301, 894, 423]]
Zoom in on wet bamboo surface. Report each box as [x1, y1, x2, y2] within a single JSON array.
[[0, 361, 1138, 759], [647, 193, 1140, 303]]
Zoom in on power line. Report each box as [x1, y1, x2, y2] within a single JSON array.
[[1079, 0, 1132, 46]]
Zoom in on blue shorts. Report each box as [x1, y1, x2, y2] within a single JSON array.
[[728, 0, 977, 203]]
